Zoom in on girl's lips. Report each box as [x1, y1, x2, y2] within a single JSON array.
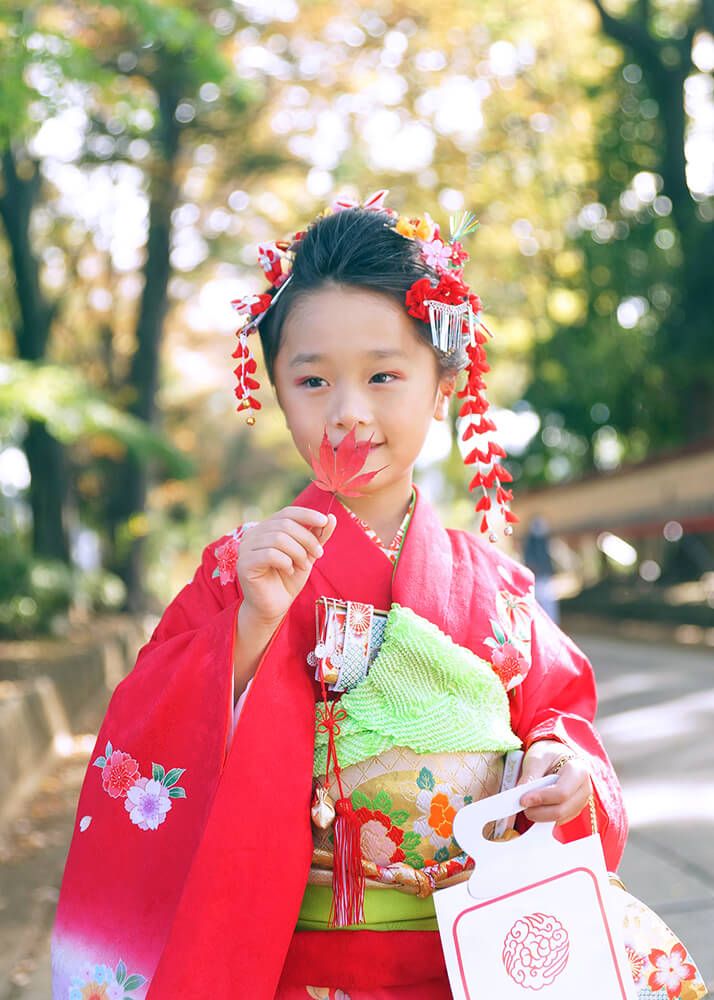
[[331, 442, 384, 451]]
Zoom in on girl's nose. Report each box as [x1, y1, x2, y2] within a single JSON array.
[[330, 390, 371, 431]]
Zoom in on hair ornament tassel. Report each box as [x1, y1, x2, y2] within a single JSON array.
[[232, 328, 261, 423], [424, 299, 474, 355]]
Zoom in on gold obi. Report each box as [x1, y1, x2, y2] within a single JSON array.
[[310, 746, 505, 894]]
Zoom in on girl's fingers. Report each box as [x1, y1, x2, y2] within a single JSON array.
[[279, 506, 333, 530], [283, 521, 328, 559], [245, 547, 295, 577], [239, 509, 337, 582], [251, 531, 320, 570], [521, 770, 591, 825], [314, 512, 337, 545], [263, 519, 328, 560]]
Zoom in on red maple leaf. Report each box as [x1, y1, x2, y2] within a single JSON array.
[[308, 425, 387, 497]]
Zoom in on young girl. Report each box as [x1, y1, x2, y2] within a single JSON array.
[[52, 193, 629, 999]]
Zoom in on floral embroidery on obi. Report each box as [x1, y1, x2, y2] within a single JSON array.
[[483, 566, 534, 692], [91, 740, 186, 831]]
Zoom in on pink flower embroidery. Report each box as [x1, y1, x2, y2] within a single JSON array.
[[354, 808, 405, 865], [491, 642, 528, 691], [647, 943, 696, 999], [101, 750, 140, 799], [484, 585, 533, 691], [124, 777, 172, 831], [213, 525, 255, 585]]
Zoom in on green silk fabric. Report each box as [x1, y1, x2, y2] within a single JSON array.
[[314, 602, 520, 776], [297, 882, 438, 931]]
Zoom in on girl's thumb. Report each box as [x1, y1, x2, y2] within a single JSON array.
[[316, 512, 337, 545]]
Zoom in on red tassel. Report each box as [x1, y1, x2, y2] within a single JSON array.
[[330, 798, 365, 928], [465, 447, 490, 465], [461, 422, 479, 440], [479, 515, 489, 533], [475, 494, 491, 512], [475, 417, 497, 433], [505, 510, 519, 524]]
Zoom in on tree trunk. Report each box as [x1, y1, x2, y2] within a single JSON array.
[[107, 85, 182, 610], [0, 145, 70, 561]]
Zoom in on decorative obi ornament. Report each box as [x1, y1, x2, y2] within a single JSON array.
[[309, 601, 522, 896], [307, 597, 388, 692], [310, 747, 506, 896]]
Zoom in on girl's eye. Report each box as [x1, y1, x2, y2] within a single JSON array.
[[298, 373, 397, 388]]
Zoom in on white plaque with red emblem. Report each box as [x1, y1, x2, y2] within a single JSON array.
[[433, 777, 637, 1000]]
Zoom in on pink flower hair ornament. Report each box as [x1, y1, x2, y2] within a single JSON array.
[[229, 189, 518, 540]]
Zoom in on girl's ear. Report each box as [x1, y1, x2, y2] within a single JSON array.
[[433, 373, 457, 421]]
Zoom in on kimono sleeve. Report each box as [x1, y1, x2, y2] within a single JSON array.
[[511, 601, 628, 872], [108, 535, 244, 752], [51, 536, 245, 998]]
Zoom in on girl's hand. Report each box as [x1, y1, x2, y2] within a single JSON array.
[[237, 506, 337, 627], [516, 739, 592, 825]]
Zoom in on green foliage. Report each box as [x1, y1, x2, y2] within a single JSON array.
[[0, 361, 194, 477], [0, 0, 710, 611], [0, 531, 126, 637]]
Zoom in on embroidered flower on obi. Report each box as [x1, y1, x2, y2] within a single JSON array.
[[647, 943, 697, 999], [414, 781, 465, 850], [354, 807, 405, 865], [124, 777, 172, 830], [100, 750, 140, 799]]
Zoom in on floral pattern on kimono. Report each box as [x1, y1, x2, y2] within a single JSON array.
[[90, 740, 186, 831], [68, 958, 147, 1000], [483, 565, 534, 692]]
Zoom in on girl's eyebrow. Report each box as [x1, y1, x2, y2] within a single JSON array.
[[289, 348, 408, 367]]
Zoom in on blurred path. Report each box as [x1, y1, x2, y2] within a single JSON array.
[[577, 632, 714, 990], [1, 632, 712, 997]]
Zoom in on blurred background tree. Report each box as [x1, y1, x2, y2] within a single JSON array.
[[0, 0, 711, 626]]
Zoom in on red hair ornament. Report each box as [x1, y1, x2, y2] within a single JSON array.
[[403, 210, 518, 542]]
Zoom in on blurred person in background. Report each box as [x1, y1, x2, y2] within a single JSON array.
[[524, 516, 560, 625]]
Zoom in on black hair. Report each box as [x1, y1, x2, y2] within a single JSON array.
[[256, 207, 467, 382]]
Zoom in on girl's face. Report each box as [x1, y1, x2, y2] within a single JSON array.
[[272, 283, 456, 501]]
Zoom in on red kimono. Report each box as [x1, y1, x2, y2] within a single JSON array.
[[52, 481, 627, 999]]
